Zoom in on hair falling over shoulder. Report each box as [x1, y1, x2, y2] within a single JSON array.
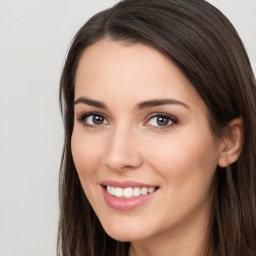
[[58, 0, 256, 255]]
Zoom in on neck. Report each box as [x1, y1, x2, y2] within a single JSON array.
[[129, 212, 213, 256]]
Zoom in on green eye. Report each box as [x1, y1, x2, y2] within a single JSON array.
[[147, 114, 177, 127], [78, 113, 109, 126], [88, 115, 105, 125]]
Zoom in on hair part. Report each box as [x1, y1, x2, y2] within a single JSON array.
[[58, 0, 256, 255]]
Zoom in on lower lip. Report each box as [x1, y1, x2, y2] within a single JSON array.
[[102, 187, 157, 211]]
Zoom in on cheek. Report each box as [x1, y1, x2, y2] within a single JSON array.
[[141, 128, 219, 226], [71, 130, 104, 178], [143, 126, 219, 187]]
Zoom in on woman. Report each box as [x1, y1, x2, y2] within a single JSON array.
[[58, 0, 256, 255]]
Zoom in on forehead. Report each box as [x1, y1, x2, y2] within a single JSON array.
[[75, 39, 206, 113]]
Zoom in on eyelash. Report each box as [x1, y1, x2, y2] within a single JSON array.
[[77, 112, 109, 127], [76, 112, 178, 129], [144, 113, 178, 129]]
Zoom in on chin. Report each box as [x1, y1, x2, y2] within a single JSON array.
[[101, 219, 149, 242], [105, 230, 145, 242]]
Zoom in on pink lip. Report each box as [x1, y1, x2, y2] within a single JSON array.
[[100, 180, 158, 188], [100, 180, 159, 211]]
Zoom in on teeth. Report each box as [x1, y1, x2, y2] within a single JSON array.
[[133, 187, 141, 197], [124, 187, 133, 198], [110, 186, 115, 196], [115, 187, 123, 197], [141, 187, 148, 195], [148, 187, 155, 193], [106, 186, 156, 198]]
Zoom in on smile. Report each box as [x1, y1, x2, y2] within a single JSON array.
[[106, 186, 157, 198], [101, 181, 159, 210]]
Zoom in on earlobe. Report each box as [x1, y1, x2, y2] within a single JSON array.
[[218, 117, 244, 167]]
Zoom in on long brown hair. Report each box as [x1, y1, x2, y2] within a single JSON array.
[[58, 0, 256, 255]]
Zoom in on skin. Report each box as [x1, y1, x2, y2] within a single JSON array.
[[71, 39, 242, 256]]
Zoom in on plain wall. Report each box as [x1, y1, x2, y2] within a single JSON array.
[[0, 1, 255, 255]]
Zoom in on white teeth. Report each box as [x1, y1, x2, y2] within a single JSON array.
[[124, 187, 133, 198], [141, 187, 148, 195], [110, 187, 115, 196], [133, 187, 141, 197], [148, 187, 155, 193], [106, 186, 156, 198], [114, 187, 123, 197]]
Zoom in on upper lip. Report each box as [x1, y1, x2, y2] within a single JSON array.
[[100, 180, 159, 188]]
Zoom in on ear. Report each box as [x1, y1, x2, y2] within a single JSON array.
[[218, 117, 244, 168]]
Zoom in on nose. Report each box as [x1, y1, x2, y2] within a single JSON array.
[[104, 126, 142, 172]]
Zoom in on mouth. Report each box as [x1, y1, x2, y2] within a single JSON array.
[[100, 180, 159, 210], [104, 185, 158, 198]]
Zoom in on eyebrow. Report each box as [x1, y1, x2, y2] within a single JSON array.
[[74, 97, 107, 109], [136, 99, 190, 110], [73, 97, 189, 110]]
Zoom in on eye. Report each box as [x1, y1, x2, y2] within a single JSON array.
[[145, 114, 177, 128], [77, 113, 109, 126]]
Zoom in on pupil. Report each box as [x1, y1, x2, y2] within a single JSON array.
[[93, 115, 104, 124], [157, 116, 169, 126]]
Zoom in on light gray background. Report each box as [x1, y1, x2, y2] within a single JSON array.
[[0, 1, 255, 255]]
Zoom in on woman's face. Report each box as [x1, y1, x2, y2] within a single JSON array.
[[72, 39, 221, 244]]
